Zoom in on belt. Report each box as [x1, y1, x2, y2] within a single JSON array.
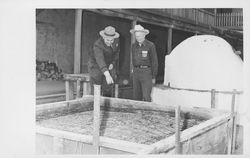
[[134, 65, 151, 68]]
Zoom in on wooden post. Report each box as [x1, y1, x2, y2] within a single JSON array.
[[74, 9, 82, 74], [195, 9, 198, 25], [76, 79, 81, 98], [82, 82, 88, 96], [167, 27, 173, 55], [231, 89, 237, 154], [227, 89, 236, 154], [53, 136, 63, 154], [214, 9, 217, 26], [130, 20, 137, 78], [65, 81, 70, 101], [230, 13, 233, 27], [115, 84, 119, 98], [211, 89, 216, 109], [65, 81, 74, 101], [175, 106, 181, 154], [93, 84, 101, 154]]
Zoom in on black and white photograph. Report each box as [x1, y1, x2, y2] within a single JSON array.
[[35, 8, 244, 155], [1, 0, 250, 157]]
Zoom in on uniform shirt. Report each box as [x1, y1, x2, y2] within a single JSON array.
[[88, 37, 120, 74], [132, 39, 158, 77]]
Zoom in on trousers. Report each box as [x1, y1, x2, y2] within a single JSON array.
[[132, 67, 152, 102]]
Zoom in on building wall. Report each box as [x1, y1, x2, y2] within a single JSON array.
[[36, 9, 75, 73]]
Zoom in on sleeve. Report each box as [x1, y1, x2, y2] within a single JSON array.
[[93, 44, 108, 73], [150, 43, 158, 78]]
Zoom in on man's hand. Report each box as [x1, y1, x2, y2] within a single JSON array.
[[108, 64, 113, 70], [104, 71, 114, 85], [152, 78, 156, 84]]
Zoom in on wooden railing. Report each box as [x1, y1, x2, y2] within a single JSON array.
[[215, 12, 243, 28], [144, 9, 242, 28], [146, 9, 216, 26]]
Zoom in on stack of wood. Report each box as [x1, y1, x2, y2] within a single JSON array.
[[36, 59, 64, 81]]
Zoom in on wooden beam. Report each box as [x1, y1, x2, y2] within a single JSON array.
[[211, 89, 216, 109], [36, 126, 148, 153], [175, 106, 181, 154], [76, 79, 81, 98], [227, 89, 237, 155], [83, 82, 88, 96], [154, 84, 243, 95], [74, 9, 82, 74], [36, 93, 65, 99], [65, 81, 74, 101], [231, 89, 237, 154], [53, 136, 63, 154], [115, 84, 119, 98], [167, 27, 173, 54], [130, 20, 137, 77], [93, 84, 101, 154]]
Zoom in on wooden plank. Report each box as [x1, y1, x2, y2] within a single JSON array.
[[37, 126, 93, 144], [74, 9, 82, 74], [36, 96, 94, 121], [64, 73, 91, 81], [65, 81, 69, 101], [83, 82, 88, 96], [230, 13, 233, 26], [167, 27, 172, 54], [231, 89, 237, 154], [53, 136, 63, 154], [130, 20, 137, 77], [115, 84, 119, 98], [232, 113, 237, 154], [36, 95, 93, 110], [175, 106, 181, 154], [181, 121, 229, 154], [137, 114, 231, 154], [36, 126, 148, 153], [65, 81, 74, 101], [93, 84, 101, 154], [211, 89, 216, 108], [154, 84, 243, 95], [100, 136, 148, 153], [101, 97, 218, 119], [76, 79, 81, 98], [36, 93, 65, 99], [227, 117, 233, 155]]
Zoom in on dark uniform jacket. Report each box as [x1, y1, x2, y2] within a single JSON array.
[[88, 37, 120, 77], [132, 39, 158, 78]]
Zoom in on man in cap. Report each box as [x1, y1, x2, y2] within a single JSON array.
[[130, 25, 158, 102], [88, 26, 120, 96]]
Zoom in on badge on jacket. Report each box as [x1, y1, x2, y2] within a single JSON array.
[[142, 51, 148, 57]]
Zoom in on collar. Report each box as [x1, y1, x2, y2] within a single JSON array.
[[136, 39, 147, 47], [100, 37, 112, 49]]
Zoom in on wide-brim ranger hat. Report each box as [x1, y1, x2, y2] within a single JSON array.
[[100, 26, 120, 39], [130, 25, 149, 35]]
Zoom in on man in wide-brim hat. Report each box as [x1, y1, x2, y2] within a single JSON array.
[[88, 26, 120, 96], [130, 24, 158, 102]]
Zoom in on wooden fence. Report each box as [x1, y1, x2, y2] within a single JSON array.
[[215, 12, 243, 27], [148, 9, 242, 28]]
